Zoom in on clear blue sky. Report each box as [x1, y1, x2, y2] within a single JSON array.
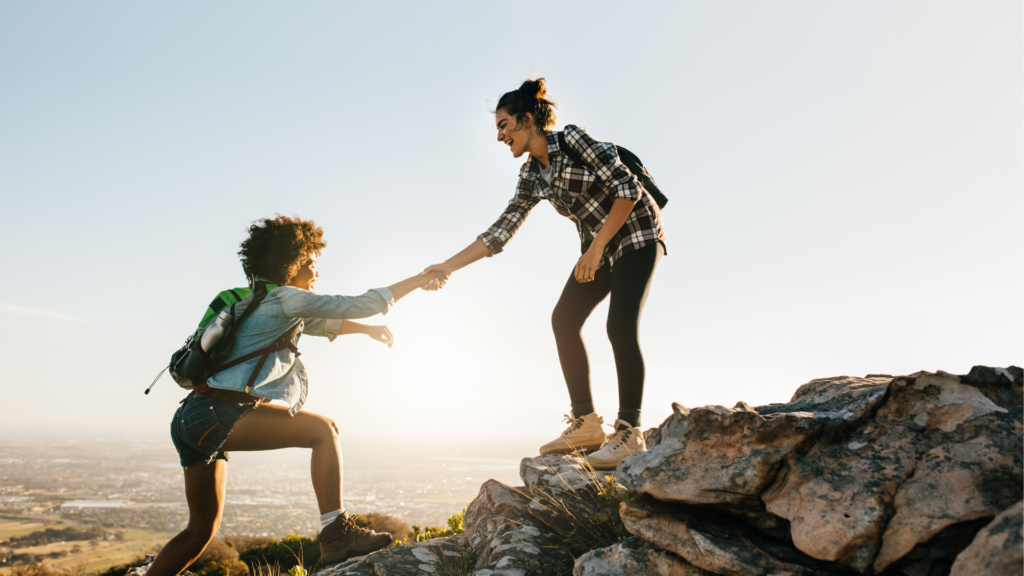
[[1, 1, 1020, 445]]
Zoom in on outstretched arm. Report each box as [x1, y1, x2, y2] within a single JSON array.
[[421, 238, 490, 290], [336, 320, 394, 347], [387, 271, 440, 302]]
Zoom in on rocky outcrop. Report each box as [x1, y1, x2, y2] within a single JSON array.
[[314, 366, 1021, 576], [573, 537, 711, 576], [619, 366, 1022, 575], [949, 500, 1023, 576]]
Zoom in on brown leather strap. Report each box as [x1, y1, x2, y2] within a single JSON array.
[[194, 383, 265, 404]]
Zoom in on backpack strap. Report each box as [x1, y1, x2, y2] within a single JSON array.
[[557, 132, 585, 166], [213, 321, 303, 394], [557, 131, 668, 209]]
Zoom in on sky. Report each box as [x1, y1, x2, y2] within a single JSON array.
[[1, 1, 1021, 448]]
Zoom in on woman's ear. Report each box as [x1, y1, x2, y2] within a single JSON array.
[[522, 112, 534, 132]]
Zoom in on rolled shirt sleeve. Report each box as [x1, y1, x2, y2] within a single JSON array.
[[302, 318, 345, 341], [563, 125, 642, 201]]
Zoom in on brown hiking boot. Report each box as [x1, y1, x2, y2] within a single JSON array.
[[319, 512, 393, 565]]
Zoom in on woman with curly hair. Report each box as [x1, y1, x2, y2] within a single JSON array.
[[422, 79, 666, 470], [147, 215, 437, 575]]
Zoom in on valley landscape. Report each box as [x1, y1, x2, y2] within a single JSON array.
[[0, 439, 524, 575]]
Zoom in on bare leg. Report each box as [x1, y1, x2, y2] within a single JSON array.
[[146, 461, 226, 576], [222, 403, 342, 513]]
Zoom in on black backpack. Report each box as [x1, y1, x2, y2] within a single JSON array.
[[557, 132, 668, 209]]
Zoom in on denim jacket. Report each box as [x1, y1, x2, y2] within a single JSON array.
[[205, 284, 395, 415]]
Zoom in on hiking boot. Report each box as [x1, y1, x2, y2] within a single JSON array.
[[539, 412, 606, 455], [585, 420, 647, 470], [319, 512, 393, 565]]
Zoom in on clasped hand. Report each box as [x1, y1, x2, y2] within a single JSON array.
[[419, 264, 453, 291]]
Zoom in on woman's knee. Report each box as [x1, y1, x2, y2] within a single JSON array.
[[183, 515, 220, 544], [313, 415, 340, 444], [606, 316, 639, 349], [552, 303, 584, 340]]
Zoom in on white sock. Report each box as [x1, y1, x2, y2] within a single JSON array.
[[320, 509, 343, 529]]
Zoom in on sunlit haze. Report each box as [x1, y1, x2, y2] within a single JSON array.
[[1, 2, 1020, 449]]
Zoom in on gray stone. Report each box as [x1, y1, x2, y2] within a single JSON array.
[[950, 501, 1024, 576], [521, 453, 601, 492], [463, 478, 573, 575], [762, 367, 1022, 573], [573, 537, 712, 576], [464, 480, 535, 545], [619, 495, 847, 576], [616, 376, 890, 543], [470, 516, 569, 576], [319, 536, 468, 576]]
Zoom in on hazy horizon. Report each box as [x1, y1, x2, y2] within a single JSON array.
[[1, 1, 1021, 444]]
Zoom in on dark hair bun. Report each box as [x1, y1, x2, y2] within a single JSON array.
[[519, 78, 548, 101]]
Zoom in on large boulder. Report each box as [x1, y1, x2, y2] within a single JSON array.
[[617, 376, 890, 535], [463, 478, 573, 575], [519, 453, 625, 543], [950, 500, 1024, 576], [619, 495, 849, 576], [763, 367, 1022, 573], [573, 537, 713, 576]]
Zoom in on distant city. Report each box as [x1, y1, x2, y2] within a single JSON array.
[[0, 438, 525, 538]]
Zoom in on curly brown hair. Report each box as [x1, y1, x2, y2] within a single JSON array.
[[238, 215, 327, 285]]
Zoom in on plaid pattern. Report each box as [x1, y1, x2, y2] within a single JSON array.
[[479, 125, 665, 268]]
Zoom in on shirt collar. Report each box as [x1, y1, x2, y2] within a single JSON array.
[[520, 131, 563, 179]]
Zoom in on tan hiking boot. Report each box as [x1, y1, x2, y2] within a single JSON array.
[[585, 420, 647, 470], [539, 412, 606, 455], [319, 512, 393, 565]]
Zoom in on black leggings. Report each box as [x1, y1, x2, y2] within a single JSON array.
[[551, 242, 663, 426]]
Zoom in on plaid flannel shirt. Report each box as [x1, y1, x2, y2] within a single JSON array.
[[479, 125, 665, 269]]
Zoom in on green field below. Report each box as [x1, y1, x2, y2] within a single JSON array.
[[0, 517, 170, 575]]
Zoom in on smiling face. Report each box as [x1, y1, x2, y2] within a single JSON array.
[[288, 253, 319, 290], [495, 108, 538, 159]]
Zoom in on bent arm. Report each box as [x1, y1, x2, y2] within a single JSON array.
[[591, 198, 637, 253], [302, 318, 369, 340]]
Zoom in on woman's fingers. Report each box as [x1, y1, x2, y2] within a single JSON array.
[[368, 326, 393, 348], [575, 259, 596, 283]]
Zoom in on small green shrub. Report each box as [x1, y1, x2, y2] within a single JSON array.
[[412, 510, 465, 542]]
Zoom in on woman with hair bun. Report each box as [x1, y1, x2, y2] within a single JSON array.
[[422, 79, 666, 470]]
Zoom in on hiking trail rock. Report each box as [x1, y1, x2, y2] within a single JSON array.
[[310, 365, 1022, 576], [573, 537, 712, 576]]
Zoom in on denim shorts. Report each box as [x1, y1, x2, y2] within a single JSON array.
[[170, 391, 258, 468]]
